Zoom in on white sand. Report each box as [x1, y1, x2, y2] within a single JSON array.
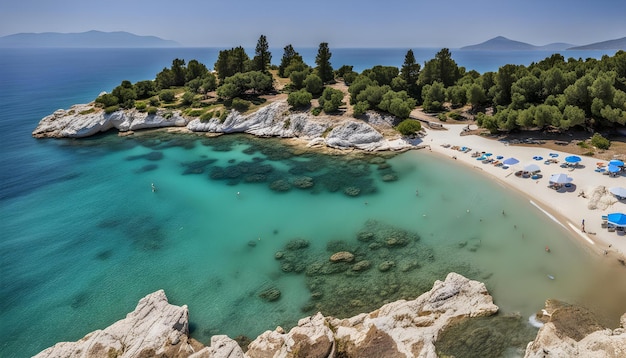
[[421, 124, 626, 260]]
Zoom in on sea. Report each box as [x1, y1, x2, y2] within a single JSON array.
[[1, 47, 625, 358]]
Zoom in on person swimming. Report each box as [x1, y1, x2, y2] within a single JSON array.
[[151, 183, 157, 192]]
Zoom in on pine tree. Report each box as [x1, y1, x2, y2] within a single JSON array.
[[315, 42, 334, 83], [253, 35, 271, 73]]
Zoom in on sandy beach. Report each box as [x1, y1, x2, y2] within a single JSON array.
[[421, 123, 626, 261]]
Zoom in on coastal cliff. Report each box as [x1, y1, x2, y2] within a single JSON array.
[[34, 273, 626, 357], [32, 100, 414, 152], [34, 273, 498, 357]]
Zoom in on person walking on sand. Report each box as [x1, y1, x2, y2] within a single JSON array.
[[581, 219, 586, 233]]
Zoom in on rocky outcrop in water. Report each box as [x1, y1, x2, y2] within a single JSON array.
[[32, 100, 414, 151], [33, 289, 203, 358], [524, 299, 626, 357], [32, 104, 188, 138], [34, 273, 500, 358]]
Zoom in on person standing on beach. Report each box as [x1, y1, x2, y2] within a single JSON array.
[[582, 219, 586, 233]]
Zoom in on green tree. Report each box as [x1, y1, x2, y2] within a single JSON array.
[[421, 81, 445, 112], [418, 48, 462, 87], [287, 89, 313, 108], [135, 80, 157, 99], [318, 87, 344, 113], [362, 65, 399, 86], [214, 47, 250, 80], [356, 85, 391, 108], [378, 90, 416, 118], [159, 89, 176, 102], [348, 75, 376, 104], [155, 67, 175, 89], [252, 35, 272, 73], [560, 105, 586, 129], [278, 45, 304, 77], [315, 42, 334, 83], [185, 59, 209, 83], [304, 73, 323, 95], [171, 58, 187, 87], [289, 70, 308, 90], [493, 64, 518, 106], [401, 49, 421, 98], [111, 80, 137, 108], [446, 85, 467, 108], [466, 83, 486, 111], [95, 93, 119, 107], [352, 101, 370, 117], [181, 91, 195, 106]]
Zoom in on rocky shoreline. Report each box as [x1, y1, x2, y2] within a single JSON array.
[[32, 100, 416, 152], [33, 272, 626, 357]]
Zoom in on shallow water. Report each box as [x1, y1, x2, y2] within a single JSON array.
[[2, 132, 626, 357]]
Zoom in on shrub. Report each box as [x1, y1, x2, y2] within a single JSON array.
[[304, 74, 323, 95], [352, 101, 369, 117], [200, 111, 214, 122], [396, 119, 422, 135], [576, 141, 589, 149], [437, 113, 448, 122], [590, 133, 611, 149], [79, 108, 96, 115], [231, 98, 251, 112], [149, 97, 160, 107], [159, 90, 176, 103], [104, 105, 120, 114], [219, 110, 228, 122], [181, 91, 195, 106], [147, 107, 158, 115], [287, 89, 312, 108], [135, 102, 147, 111], [96, 93, 119, 107], [319, 87, 344, 113], [186, 109, 205, 117], [311, 107, 322, 116]]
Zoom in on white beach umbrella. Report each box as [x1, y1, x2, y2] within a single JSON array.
[[609, 187, 626, 198], [549, 173, 573, 184], [523, 163, 541, 172]]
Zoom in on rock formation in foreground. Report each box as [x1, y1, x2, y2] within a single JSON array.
[[32, 100, 414, 151], [36, 273, 626, 357], [34, 289, 203, 358], [524, 299, 626, 358], [34, 273, 498, 357]]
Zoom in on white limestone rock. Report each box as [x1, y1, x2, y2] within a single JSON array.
[[34, 290, 201, 358], [244, 272, 498, 358], [189, 335, 244, 358], [524, 301, 626, 358], [32, 104, 188, 138]]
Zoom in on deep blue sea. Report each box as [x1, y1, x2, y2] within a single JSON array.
[[1, 47, 624, 357]]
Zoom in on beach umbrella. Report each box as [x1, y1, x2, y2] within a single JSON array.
[[523, 163, 541, 172], [609, 187, 626, 198], [608, 165, 620, 173], [607, 213, 626, 227], [549, 173, 573, 184], [503, 158, 519, 165], [565, 155, 582, 164], [609, 159, 624, 167]]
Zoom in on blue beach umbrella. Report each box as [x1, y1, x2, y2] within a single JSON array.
[[503, 158, 519, 165], [607, 213, 626, 227], [609, 159, 624, 167], [608, 165, 620, 173], [565, 155, 582, 163]]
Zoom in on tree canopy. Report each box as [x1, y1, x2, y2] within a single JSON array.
[[315, 42, 334, 83]]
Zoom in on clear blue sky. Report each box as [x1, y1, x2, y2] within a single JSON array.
[[1, 0, 624, 48]]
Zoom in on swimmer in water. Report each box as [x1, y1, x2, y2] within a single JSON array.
[[151, 183, 156, 192], [545, 246, 551, 253]]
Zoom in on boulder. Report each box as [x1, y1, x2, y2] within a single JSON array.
[[330, 251, 355, 262], [34, 290, 203, 358], [524, 300, 626, 357], [189, 335, 244, 358]]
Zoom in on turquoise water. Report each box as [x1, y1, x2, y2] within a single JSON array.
[[1, 47, 625, 357], [3, 131, 626, 356]]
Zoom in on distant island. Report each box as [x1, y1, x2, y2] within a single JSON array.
[[461, 35, 625, 51], [0, 30, 180, 48], [568, 36, 626, 50]]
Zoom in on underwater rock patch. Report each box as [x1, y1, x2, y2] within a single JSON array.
[[269, 179, 291, 192], [259, 287, 281, 302]]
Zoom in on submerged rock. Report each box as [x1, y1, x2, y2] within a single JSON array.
[[330, 251, 355, 263]]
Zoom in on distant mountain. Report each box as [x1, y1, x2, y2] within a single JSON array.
[[461, 36, 536, 51], [461, 36, 575, 51], [536, 43, 576, 51], [567, 37, 626, 50], [0, 30, 180, 48]]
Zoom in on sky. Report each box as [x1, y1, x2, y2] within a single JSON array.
[[1, 0, 625, 48]]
